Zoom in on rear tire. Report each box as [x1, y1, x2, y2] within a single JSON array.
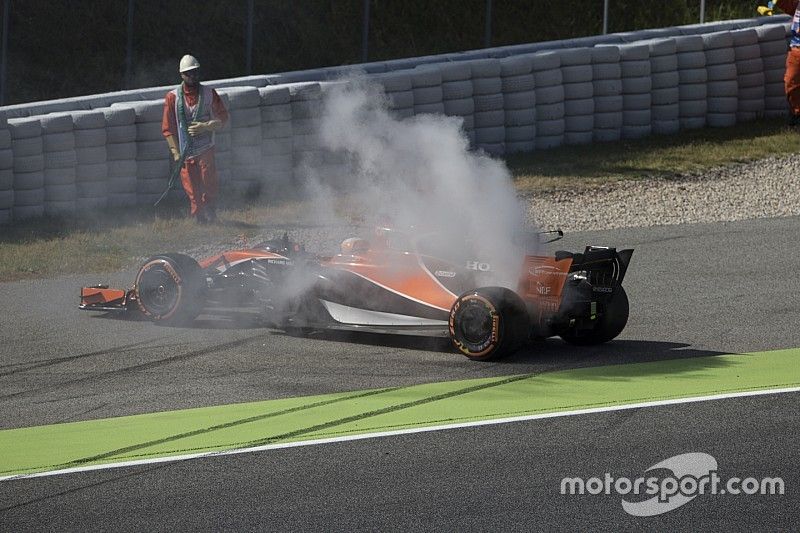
[[449, 287, 529, 361], [560, 286, 629, 345], [134, 253, 204, 325]]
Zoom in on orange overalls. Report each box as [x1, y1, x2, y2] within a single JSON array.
[[162, 84, 229, 217], [777, 1, 800, 116]]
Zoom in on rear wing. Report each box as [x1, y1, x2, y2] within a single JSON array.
[[561, 246, 634, 285]]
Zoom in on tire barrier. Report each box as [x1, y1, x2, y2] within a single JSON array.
[[9, 117, 44, 219], [732, 28, 766, 122], [592, 46, 623, 142], [71, 110, 108, 211], [0, 18, 793, 224], [703, 31, 739, 128], [558, 48, 594, 146], [124, 99, 169, 205], [647, 38, 681, 135], [40, 112, 76, 216], [500, 55, 536, 153], [103, 105, 138, 207], [288, 83, 324, 185], [0, 115, 13, 224], [373, 71, 414, 120], [470, 59, 505, 155], [220, 86, 262, 197], [532, 51, 564, 150], [757, 23, 791, 117], [675, 35, 708, 130], [616, 42, 653, 139], [214, 92, 233, 193], [259, 86, 294, 197], [412, 65, 445, 117], [440, 61, 475, 147]]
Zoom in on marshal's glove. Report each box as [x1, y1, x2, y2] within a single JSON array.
[[757, 1, 776, 15], [165, 135, 180, 161], [188, 120, 223, 136]]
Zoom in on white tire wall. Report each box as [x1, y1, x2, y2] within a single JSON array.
[[756, 23, 789, 118], [531, 52, 564, 150], [129, 99, 169, 205], [440, 61, 476, 146], [9, 117, 44, 219], [732, 28, 765, 122], [102, 105, 137, 207], [613, 42, 652, 139], [40, 112, 76, 215], [646, 38, 680, 135], [470, 59, 505, 155], [500, 55, 535, 153], [1, 19, 797, 224], [591, 46, 622, 142], [259, 86, 294, 196], [286, 83, 323, 188], [558, 48, 594, 145], [374, 71, 414, 121], [0, 115, 13, 223], [703, 31, 739, 127], [221, 86, 263, 197], [675, 35, 708, 130]]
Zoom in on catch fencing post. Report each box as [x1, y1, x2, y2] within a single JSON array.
[[246, 0, 254, 74], [0, 0, 9, 105], [700, 0, 706, 23], [484, 0, 492, 47], [362, 0, 370, 62], [125, 0, 134, 88], [603, 0, 609, 34]]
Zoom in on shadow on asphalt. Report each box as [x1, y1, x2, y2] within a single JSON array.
[[278, 328, 731, 371], [90, 312, 733, 376]]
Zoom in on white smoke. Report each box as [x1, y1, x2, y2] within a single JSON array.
[[296, 78, 535, 288]]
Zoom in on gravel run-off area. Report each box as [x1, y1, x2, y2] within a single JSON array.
[[186, 155, 800, 258], [525, 155, 800, 232]]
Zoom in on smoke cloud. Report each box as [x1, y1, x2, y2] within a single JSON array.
[[295, 78, 535, 289]]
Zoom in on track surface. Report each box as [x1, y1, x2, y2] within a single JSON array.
[[1, 216, 799, 529], [1, 392, 796, 530]]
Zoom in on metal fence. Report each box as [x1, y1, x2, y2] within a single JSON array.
[[0, 0, 744, 106]]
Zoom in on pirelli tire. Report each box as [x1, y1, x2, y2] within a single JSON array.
[[134, 253, 205, 324], [449, 287, 529, 361], [560, 286, 629, 346]]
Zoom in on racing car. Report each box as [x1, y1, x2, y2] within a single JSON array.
[[79, 226, 634, 361]]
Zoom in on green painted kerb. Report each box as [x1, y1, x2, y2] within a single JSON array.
[[1, 348, 798, 477]]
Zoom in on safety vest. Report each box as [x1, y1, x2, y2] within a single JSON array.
[[172, 84, 215, 158]]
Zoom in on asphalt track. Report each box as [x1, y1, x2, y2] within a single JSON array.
[[1, 215, 799, 529]]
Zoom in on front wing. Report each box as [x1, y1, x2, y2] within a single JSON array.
[[79, 285, 135, 312]]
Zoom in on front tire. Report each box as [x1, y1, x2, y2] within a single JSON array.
[[134, 253, 204, 324], [449, 287, 529, 361]]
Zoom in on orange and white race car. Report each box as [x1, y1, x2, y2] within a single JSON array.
[[80, 226, 633, 361]]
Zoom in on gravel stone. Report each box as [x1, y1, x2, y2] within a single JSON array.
[[183, 155, 800, 259], [524, 155, 800, 231]]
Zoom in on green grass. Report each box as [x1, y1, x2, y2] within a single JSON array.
[[0, 118, 798, 282], [508, 118, 800, 192], [0, 198, 324, 282], [2, 348, 798, 477]]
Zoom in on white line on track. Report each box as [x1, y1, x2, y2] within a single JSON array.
[[2, 386, 799, 482]]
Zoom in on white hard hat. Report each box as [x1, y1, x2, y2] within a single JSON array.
[[179, 54, 200, 73]]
